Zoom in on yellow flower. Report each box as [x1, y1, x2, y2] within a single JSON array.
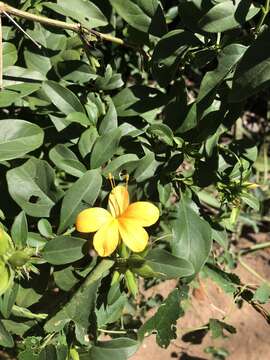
[[76, 185, 159, 257]]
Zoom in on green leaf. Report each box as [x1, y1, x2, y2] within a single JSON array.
[[147, 123, 174, 146], [42, 236, 87, 265], [197, 44, 247, 103], [0, 319, 14, 348], [129, 249, 194, 279], [253, 283, 270, 304], [7, 159, 63, 218], [209, 318, 236, 339], [45, 260, 114, 344], [230, 28, 270, 101], [24, 50, 52, 76], [78, 127, 99, 158], [109, 0, 166, 36], [96, 295, 127, 328], [49, 144, 87, 178], [99, 98, 118, 135], [133, 152, 160, 182], [58, 169, 102, 234], [152, 30, 201, 87], [199, 0, 259, 33], [11, 211, 28, 248], [0, 119, 44, 161], [84, 338, 139, 360], [241, 192, 260, 211], [113, 86, 166, 119], [54, 267, 79, 292], [203, 264, 240, 294], [102, 154, 139, 177], [171, 196, 212, 274], [37, 219, 53, 238], [0, 282, 19, 319], [44, 0, 108, 28], [90, 128, 122, 169], [3, 42, 17, 69], [42, 81, 85, 115], [138, 287, 188, 348]]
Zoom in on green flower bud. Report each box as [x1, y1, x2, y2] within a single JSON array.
[[0, 228, 13, 256], [8, 248, 34, 268], [125, 269, 138, 297], [0, 261, 12, 296]]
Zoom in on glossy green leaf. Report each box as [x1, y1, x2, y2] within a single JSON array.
[[44, 0, 108, 28], [58, 169, 102, 234], [109, 0, 166, 35], [7, 159, 63, 217], [42, 81, 85, 115], [130, 249, 194, 279], [230, 28, 270, 101], [152, 30, 201, 87], [11, 211, 28, 248], [90, 128, 122, 169], [45, 260, 114, 344], [198, 44, 247, 103], [78, 127, 99, 158], [172, 196, 212, 273], [0, 120, 44, 161], [199, 0, 260, 33], [42, 236, 87, 265], [49, 144, 87, 178], [3, 43, 17, 69]]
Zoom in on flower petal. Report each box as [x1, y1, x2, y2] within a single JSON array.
[[118, 218, 148, 253], [76, 208, 112, 233], [93, 219, 119, 257], [108, 185, 129, 217], [121, 201, 159, 227]]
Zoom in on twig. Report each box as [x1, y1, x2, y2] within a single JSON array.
[[3, 11, 41, 48], [238, 256, 270, 286], [240, 241, 270, 256], [0, 13, 2, 90], [0, 1, 126, 46]]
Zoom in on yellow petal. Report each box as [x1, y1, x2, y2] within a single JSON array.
[[76, 208, 112, 233], [93, 219, 119, 257], [118, 218, 148, 253], [108, 185, 129, 217], [121, 201, 159, 227]]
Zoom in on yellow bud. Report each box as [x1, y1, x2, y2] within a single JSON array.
[[244, 182, 260, 189]]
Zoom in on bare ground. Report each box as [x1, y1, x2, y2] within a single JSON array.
[[132, 233, 270, 360]]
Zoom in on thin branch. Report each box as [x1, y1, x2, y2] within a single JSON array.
[[0, 1, 126, 46], [0, 13, 2, 90]]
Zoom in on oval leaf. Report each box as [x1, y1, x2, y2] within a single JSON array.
[[42, 236, 87, 265], [0, 119, 44, 161]]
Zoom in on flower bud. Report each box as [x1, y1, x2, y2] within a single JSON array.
[[8, 248, 34, 268], [125, 269, 138, 297]]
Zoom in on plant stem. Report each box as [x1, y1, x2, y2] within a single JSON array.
[[0, 13, 2, 90], [98, 328, 127, 334], [240, 241, 270, 255], [0, 1, 126, 46], [238, 256, 270, 286], [255, 0, 270, 34]]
